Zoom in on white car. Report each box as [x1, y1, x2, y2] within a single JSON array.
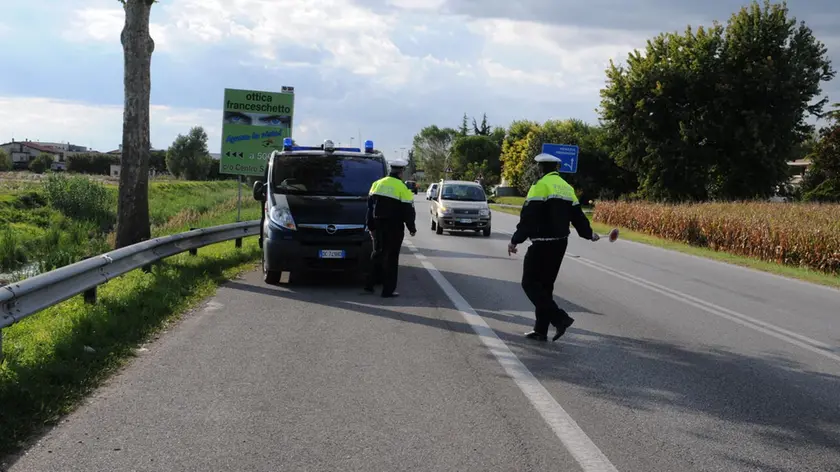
[[427, 180, 491, 237]]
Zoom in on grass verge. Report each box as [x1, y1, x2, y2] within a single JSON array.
[[0, 198, 262, 460], [489, 205, 840, 290], [0, 176, 245, 281]]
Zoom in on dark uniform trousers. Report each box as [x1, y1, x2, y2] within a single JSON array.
[[521, 238, 572, 335], [366, 219, 405, 295]]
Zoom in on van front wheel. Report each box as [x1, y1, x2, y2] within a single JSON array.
[[263, 260, 281, 285]]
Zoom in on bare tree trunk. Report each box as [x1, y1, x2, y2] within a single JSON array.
[[115, 0, 155, 248]]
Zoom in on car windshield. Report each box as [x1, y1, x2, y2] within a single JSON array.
[[440, 184, 486, 201], [271, 154, 383, 196]]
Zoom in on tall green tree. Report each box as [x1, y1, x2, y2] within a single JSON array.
[[115, 0, 156, 248], [458, 113, 470, 137], [599, 0, 835, 202], [166, 126, 213, 180], [472, 113, 490, 136], [411, 125, 458, 182], [499, 119, 540, 189], [0, 149, 11, 171], [450, 135, 501, 184]]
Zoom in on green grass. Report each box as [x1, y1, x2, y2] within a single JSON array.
[[0, 194, 262, 459], [0, 175, 245, 279], [490, 196, 526, 206], [489, 205, 840, 290]]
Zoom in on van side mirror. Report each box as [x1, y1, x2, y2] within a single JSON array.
[[253, 181, 265, 201]]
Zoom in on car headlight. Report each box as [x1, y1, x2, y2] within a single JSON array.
[[479, 208, 490, 217], [269, 205, 296, 230], [438, 206, 452, 216]]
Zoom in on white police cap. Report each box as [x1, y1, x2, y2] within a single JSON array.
[[389, 158, 409, 168], [534, 153, 561, 163]]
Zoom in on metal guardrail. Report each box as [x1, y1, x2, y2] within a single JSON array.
[[0, 220, 260, 358]]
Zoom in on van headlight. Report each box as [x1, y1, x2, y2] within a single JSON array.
[[479, 208, 490, 217], [269, 205, 296, 230], [438, 206, 452, 216]]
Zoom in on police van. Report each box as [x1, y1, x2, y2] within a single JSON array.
[[252, 138, 388, 284]]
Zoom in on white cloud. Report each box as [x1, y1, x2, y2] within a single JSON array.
[[387, 0, 446, 10], [0, 96, 324, 153], [66, 7, 171, 51], [68, 0, 443, 87], [467, 18, 648, 94]]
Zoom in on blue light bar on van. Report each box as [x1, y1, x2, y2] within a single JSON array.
[[282, 137, 293, 150], [364, 140, 374, 153], [286, 146, 362, 152]]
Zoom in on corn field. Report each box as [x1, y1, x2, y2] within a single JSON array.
[[592, 201, 840, 275]]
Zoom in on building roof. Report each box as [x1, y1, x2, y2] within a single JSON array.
[[787, 159, 811, 167], [0, 141, 61, 153]]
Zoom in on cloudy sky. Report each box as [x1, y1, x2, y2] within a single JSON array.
[[0, 0, 838, 159]]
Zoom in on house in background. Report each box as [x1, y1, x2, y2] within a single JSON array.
[[0, 140, 63, 170], [0, 140, 98, 171], [787, 158, 811, 187]]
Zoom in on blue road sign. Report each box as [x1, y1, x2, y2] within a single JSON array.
[[541, 143, 579, 173]]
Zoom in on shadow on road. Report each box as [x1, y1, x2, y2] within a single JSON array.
[[414, 248, 509, 260], [227, 263, 840, 471]]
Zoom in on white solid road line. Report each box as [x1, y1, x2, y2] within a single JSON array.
[[404, 240, 620, 472], [494, 229, 840, 363]]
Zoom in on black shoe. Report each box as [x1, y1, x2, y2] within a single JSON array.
[[363, 285, 374, 293], [524, 331, 548, 342], [381, 292, 399, 298], [552, 317, 575, 341]]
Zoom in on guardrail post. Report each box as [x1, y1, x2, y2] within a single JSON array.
[[235, 237, 242, 248], [0, 329, 4, 362], [140, 236, 153, 273], [83, 286, 97, 304], [189, 228, 198, 256]]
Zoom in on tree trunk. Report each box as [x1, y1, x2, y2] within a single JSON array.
[[115, 0, 155, 248]]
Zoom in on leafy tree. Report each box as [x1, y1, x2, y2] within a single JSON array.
[[166, 126, 213, 180], [801, 103, 840, 202], [599, 0, 835, 202], [0, 149, 11, 171], [405, 149, 416, 178], [115, 0, 157, 248], [28, 153, 54, 174], [67, 153, 121, 175], [450, 135, 501, 184], [499, 119, 540, 189], [149, 149, 167, 172], [458, 113, 470, 136], [411, 125, 458, 182], [473, 113, 490, 136], [498, 119, 637, 201]]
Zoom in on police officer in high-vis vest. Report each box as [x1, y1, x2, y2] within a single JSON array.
[[365, 158, 417, 298], [507, 153, 601, 341]]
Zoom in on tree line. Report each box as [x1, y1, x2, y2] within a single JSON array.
[[409, 1, 840, 203]]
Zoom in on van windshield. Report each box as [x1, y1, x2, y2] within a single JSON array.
[[271, 155, 384, 196], [440, 184, 486, 202]]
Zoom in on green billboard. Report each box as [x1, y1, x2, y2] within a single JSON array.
[[220, 87, 295, 176]]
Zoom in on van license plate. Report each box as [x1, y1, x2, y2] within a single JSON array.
[[318, 250, 345, 259], [458, 219, 472, 223]]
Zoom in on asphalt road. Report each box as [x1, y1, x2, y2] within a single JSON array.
[[7, 197, 840, 472]]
